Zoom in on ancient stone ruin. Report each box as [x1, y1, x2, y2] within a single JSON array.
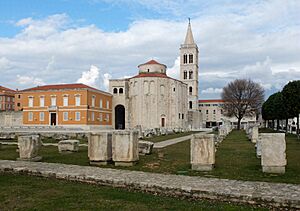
[[260, 133, 287, 174], [88, 132, 112, 165], [17, 134, 42, 161], [112, 130, 139, 166], [58, 140, 79, 153], [191, 134, 216, 171]]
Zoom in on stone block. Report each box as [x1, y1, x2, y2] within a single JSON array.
[[251, 126, 259, 143], [58, 140, 79, 153], [88, 132, 112, 165], [191, 134, 215, 171], [138, 140, 154, 155], [112, 130, 139, 166], [260, 133, 286, 174], [17, 135, 42, 161], [218, 126, 227, 137]]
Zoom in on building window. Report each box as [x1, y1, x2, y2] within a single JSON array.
[[189, 54, 193, 63], [119, 88, 123, 94], [63, 96, 68, 106], [183, 54, 187, 64], [39, 97, 44, 107], [40, 112, 44, 121], [7, 97, 10, 102], [51, 96, 56, 106], [75, 95, 80, 106], [183, 71, 187, 79], [106, 114, 109, 121], [179, 113, 181, 119], [17, 103, 20, 107], [221, 109, 223, 114], [99, 99, 103, 108], [0, 96, 2, 101], [92, 95, 95, 107], [106, 100, 110, 109], [189, 87, 193, 95], [75, 112, 80, 121], [28, 97, 33, 107], [113, 88, 118, 94], [18, 95, 21, 99], [182, 114, 184, 119], [28, 112, 33, 121], [173, 88, 175, 92], [189, 101, 192, 109], [206, 110, 209, 114], [189, 71, 193, 79], [91, 112, 95, 121], [213, 110, 216, 114], [99, 113, 103, 121], [63, 112, 68, 121]]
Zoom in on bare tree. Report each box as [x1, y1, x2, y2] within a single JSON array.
[[221, 79, 264, 130]]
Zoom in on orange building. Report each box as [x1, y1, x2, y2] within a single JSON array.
[[0, 85, 16, 111], [19, 83, 112, 127]]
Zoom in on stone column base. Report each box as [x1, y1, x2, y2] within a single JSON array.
[[262, 166, 285, 174], [114, 161, 137, 167], [17, 156, 42, 162], [90, 161, 109, 166], [192, 164, 214, 171]]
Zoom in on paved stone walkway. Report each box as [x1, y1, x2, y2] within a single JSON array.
[[0, 160, 299, 209], [153, 131, 209, 149]]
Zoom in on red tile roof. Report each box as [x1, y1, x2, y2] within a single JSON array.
[[20, 83, 102, 92], [138, 59, 167, 68], [0, 86, 16, 93], [199, 99, 224, 103], [131, 73, 169, 79]]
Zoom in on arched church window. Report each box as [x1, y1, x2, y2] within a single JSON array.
[[113, 88, 118, 94], [189, 71, 193, 79], [183, 71, 187, 79], [119, 88, 123, 94], [189, 87, 193, 95], [189, 54, 193, 63], [189, 101, 192, 109], [183, 54, 188, 64]]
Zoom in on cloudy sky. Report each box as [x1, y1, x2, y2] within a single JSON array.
[[0, 0, 299, 99]]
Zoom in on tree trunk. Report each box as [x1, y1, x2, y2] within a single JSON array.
[[277, 119, 280, 131], [272, 119, 275, 130], [297, 115, 299, 135], [286, 118, 288, 133], [237, 118, 241, 130]]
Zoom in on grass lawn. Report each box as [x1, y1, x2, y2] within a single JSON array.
[[1, 130, 299, 184], [0, 173, 266, 210]]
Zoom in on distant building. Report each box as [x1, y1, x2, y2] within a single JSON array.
[[110, 60, 188, 130], [18, 83, 112, 128], [0, 85, 16, 111], [198, 99, 256, 128]]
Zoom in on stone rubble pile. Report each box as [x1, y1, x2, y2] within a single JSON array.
[[58, 140, 79, 153]]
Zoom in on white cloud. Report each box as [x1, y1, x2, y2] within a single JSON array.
[[16, 75, 45, 86], [77, 65, 100, 87], [0, 0, 299, 98], [167, 56, 180, 79], [201, 88, 223, 94]]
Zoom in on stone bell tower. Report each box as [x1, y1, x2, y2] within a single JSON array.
[[180, 19, 199, 111]]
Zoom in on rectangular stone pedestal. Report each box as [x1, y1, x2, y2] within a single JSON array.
[[18, 135, 42, 161], [191, 134, 215, 171], [251, 126, 259, 143], [261, 133, 286, 174], [88, 132, 112, 165], [114, 161, 136, 167], [58, 140, 79, 153], [112, 131, 139, 166]]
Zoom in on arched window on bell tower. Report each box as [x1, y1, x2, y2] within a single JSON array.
[[183, 54, 188, 64], [189, 54, 193, 63], [189, 71, 193, 79], [189, 101, 192, 109], [183, 71, 187, 79], [189, 86, 193, 95]]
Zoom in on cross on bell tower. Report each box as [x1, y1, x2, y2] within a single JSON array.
[[180, 19, 199, 111]]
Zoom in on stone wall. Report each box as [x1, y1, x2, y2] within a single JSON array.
[[0, 111, 22, 127]]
